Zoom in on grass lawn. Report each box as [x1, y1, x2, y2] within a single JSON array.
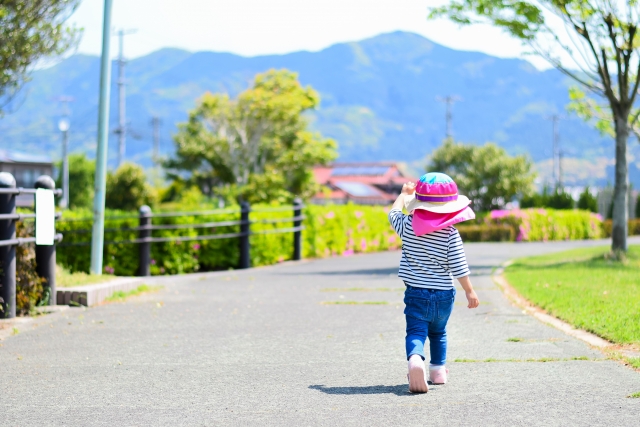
[[504, 245, 640, 345], [56, 265, 117, 288]]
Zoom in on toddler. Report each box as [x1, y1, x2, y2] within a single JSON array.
[[388, 173, 479, 393]]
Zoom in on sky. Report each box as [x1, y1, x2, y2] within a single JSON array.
[[68, 0, 557, 69]]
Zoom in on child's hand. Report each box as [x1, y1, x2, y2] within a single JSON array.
[[465, 290, 479, 309], [401, 182, 416, 195]]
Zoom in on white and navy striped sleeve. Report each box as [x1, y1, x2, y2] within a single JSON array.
[[388, 208, 405, 239], [447, 227, 470, 278]]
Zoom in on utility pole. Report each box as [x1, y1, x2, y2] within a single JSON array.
[[114, 28, 136, 168], [56, 96, 74, 209], [151, 116, 162, 163], [436, 96, 461, 139], [546, 115, 562, 188], [90, 0, 114, 276]]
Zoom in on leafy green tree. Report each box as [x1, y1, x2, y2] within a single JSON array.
[[428, 139, 536, 212], [577, 187, 598, 213], [56, 153, 95, 209], [106, 163, 156, 211], [636, 194, 640, 219], [547, 189, 574, 210], [429, 1, 638, 251], [0, 1, 80, 111], [166, 69, 338, 203]]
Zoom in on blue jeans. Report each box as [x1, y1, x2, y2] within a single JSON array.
[[404, 285, 456, 365]]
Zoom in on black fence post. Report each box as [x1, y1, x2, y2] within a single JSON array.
[[293, 197, 302, 261], [239, 201, 251, 269], [35, 175, 57, 306], [138, 205, 152, 276], [0, 172, 16, 318]]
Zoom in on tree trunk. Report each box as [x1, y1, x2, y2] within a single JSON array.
[[612, 115, 629, 252]]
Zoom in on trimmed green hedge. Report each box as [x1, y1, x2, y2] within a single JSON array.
[[487, 208, 603, 241], [457, 224, 515, 242], [603, 219, 640, 237]]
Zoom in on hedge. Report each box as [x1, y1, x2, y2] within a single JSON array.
[[602, 219, 640, 237], [55, 205, 608, 276], [488, 208, 603, 241]]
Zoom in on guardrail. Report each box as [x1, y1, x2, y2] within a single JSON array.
[[0, 173, 63, 319], [57, 198, 306, 276]]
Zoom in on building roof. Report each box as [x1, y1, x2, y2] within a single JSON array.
[[0, 149, 52, 164]]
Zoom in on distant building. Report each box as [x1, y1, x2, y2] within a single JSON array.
[[0, 150, 54, 207], [312, 162, 416, 205]]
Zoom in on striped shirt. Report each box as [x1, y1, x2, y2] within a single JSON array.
[[388, 208, 470, 289]]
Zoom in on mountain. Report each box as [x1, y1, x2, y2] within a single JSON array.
[[1, 31, 638, 187]]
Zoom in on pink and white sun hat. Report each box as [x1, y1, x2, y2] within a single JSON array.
[[404, 172, 471, 214]]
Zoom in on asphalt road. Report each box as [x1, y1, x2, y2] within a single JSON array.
[[1, 239, 639, 426]]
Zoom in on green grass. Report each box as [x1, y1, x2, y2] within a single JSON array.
[[505, 245, 640, 345], [105, 285, 161, 302], [56, 265, 117, 288], [506, 337, 524, 342], [628, 357, 640, 369], [628, 391, 640, 398]]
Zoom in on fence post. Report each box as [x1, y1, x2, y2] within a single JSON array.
[[138, 205, 152, 276], [239, 201, 251, 269], [35, 176, 57, 306], [0, 172, 16, 318], [293, 197, 302, 261]]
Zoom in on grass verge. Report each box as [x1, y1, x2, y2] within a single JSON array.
[[105, 285, 161, 302], [504, 245, 640, 346], [56, 265, 116, 288], [320, 301, 389, 305]]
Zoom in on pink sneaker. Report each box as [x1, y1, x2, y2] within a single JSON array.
[[429, 366, 449, 384], [407, 355, 429, 393]]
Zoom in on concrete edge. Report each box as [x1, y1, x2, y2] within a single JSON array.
[[56, 277, 145, 307], [492, 266, 612, 349]]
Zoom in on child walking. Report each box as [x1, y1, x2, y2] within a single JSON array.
[[388, 172, 480, 393]]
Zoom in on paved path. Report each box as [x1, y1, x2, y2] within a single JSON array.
[[1, 239, 639, 426]]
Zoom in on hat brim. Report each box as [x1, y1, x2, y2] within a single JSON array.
[[404, 194, 471, 214]]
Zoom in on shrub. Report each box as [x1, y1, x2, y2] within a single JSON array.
[[577, 187, 598, 213], [489, 208, 603, 241], [457, 224, 515, 242], [106, 163, 157, 211], [602, 219, 640, 237], [15, 221, 45, 315]]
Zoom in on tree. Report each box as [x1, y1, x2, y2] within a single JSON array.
[[429, 1, 638, 252], [0, 1, 80, 111], [56, 153, 95, 209], [428, 139, 536, 212], [166, 69, 338, 203], [106, 163, 156, 211], [578, 187, 599, 212]]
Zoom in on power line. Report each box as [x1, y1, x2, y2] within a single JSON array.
[[113, 28, 137, 168], [436, 95, 461, 139]]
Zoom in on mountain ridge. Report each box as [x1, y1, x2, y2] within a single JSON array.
[[1, 30, 638, 186]]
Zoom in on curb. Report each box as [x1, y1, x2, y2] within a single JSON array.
[[56, 277, 144, 307], [492, 264, 612, 349]]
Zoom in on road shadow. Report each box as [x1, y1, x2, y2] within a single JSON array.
[[309, 384, 412, 396], [287, 265, 496, 277]]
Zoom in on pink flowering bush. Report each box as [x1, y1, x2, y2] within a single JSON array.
[[486, 208, 604, 241]]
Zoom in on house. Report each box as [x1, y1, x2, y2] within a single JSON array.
[[312, 162, 416, 205], [0, 150, 54, 207]]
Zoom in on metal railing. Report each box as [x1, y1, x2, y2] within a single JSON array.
[[0, 173, 63, 319], [57, 198, 306, 276]]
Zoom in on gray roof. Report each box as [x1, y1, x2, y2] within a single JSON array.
[[0, 149, 52, 164]]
